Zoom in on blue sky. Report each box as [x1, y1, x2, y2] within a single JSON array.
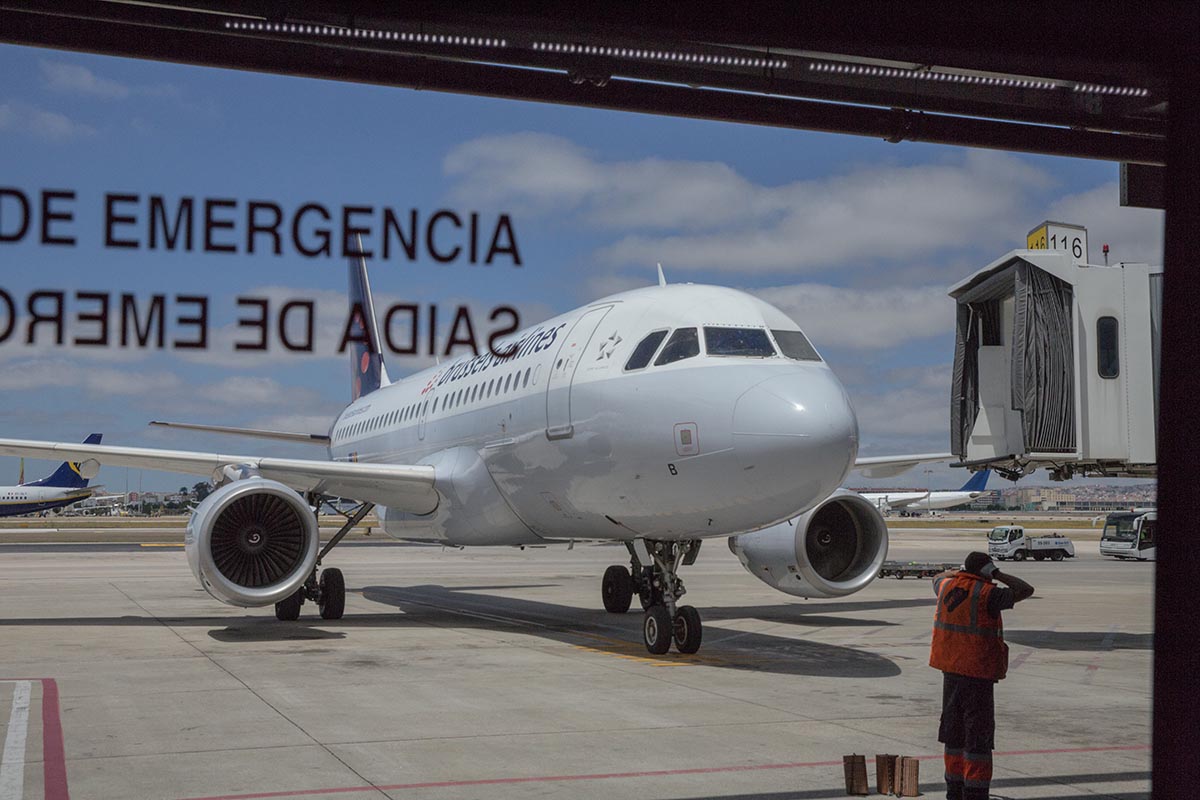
[[0, 44, 1164, 492]]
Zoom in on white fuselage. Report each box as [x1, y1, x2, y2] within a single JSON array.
[[326, 284, 859, 545], [863, 489, 983, 511], [0, 485, 92, 516]]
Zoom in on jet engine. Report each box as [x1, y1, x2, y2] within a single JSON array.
[[185, 478, 319, 607], [728, 489, 888, 598]]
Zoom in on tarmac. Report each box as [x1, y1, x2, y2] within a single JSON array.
[[0, 525, 1151, 800]]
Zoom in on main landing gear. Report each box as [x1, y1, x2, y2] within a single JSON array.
[[601, 539, 703, 655], [274, 498, 373, 622]]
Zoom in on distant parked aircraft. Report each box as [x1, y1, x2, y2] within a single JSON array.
[[862, 469, 991, 512], [0, 434, 104, 517]]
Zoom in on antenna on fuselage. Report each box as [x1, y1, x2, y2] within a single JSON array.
[[657, 263, 667, 287]]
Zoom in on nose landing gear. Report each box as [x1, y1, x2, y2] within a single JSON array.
[[602, 539, 703, 654]]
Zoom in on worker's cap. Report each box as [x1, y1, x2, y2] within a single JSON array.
[[963, 551, 994, 575]]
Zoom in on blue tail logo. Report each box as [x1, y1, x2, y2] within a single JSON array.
[[346, 246, 389, 402], [959, 469, 991, 493], [27, 434, 102, 488]]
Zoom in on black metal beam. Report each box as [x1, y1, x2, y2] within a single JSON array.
[[1154, 27, 1200, 799], [0, 8, 1166, 164], [2, 2, 1167, 136]]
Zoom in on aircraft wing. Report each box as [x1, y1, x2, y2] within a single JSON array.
[[0, 438, 438, 514], [853, 453, 951, 479], [149, 420, 331, 445]]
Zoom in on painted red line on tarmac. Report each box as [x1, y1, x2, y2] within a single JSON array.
[[40, 679, 71, 800], [175, 744, 1151, 800], [3, 678, 70, 800]]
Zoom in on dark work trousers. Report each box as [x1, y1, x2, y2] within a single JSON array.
[[938, 672, 996, 800]]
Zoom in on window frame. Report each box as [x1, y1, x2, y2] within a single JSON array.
[[1097, 316, 1120, 379], [653, 327, 701, 367], [624, 328, 670, 372], [702, 326, 778, 358]]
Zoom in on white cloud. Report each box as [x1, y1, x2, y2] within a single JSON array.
[[0, 101, 95, 141], [39, 60, 131, 99], [445, 132, 1052, 274], [1045, 182, 1163, 265], [0, 360, 182, 395], [751, 283, 952, 349]]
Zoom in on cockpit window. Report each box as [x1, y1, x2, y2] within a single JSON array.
[[625, 330, 668, 371], [654, 327, 700, 366], [771, 329, 822, 361], [704, 327, 776, 357]]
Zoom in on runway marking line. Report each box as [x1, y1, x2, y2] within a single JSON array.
[[1, 681, 30, 800], [0, 678, 69, 800], [174, 744, 1150, 800]]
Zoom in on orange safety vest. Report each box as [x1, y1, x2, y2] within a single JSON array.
[[929, 572, 1009, 681]]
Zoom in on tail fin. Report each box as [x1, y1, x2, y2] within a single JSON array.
[[27, 433, 102, 488], [346, 240, 390, 402], [960, 469, 991, 493]]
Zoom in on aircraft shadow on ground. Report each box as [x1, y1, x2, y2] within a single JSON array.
[[1004, 630, 1153, 651], [0, 587, 920, 676], [358, 584, 902, 678], [698, 598, 935, 626]]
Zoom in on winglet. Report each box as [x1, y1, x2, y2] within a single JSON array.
[[657, 263, 667, 287]]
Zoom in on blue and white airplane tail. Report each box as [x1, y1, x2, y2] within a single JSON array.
[[25, 433, 102, 488], [959, 469, 991, 493], [347, 243, 390, 402]]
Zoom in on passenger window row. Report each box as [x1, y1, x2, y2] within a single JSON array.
[[623, 326, 821, 371], [333, 366, 536, 442]]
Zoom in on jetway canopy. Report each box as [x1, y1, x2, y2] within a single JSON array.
[[949, 250, 1160, 480]]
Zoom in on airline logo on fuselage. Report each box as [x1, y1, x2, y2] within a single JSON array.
[[434, 322, 567, 388]]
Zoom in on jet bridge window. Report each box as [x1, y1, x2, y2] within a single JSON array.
[[1097, 316, 1119, 378], [653, 328, 700, 366], [771, 329, 822, 361], [625, 330, 668, 371], [704, 327, 776, 357]]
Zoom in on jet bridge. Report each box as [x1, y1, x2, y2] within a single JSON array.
[[949, 233, 1160, 480]]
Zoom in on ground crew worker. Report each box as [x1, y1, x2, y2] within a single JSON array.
[[930, 552, 1034, 800]]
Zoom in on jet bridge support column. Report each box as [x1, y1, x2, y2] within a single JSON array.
[[1154, 36, 1200, 800]]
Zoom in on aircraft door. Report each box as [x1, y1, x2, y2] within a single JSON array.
[[417, 390, 435, 441], [545, 305, 612, 439]]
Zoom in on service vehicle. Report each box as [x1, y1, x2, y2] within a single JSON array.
[[877, 561, 959, 579], [1099, 509, 1157, 561], [987, 525, 1075, 561]]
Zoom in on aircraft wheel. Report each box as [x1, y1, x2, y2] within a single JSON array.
[[1051, 550, 1065, 562], [1013, 550, 1027, 561], [318, 568, 346, 620], [601, 565, 633, 613], [643, 605, 672, 655], [275, 588, 303, 621], [673, 606, 702, 654]]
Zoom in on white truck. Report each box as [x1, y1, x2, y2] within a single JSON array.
[[987, 525, 1075, 562]]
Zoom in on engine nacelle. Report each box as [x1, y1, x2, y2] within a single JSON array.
[[185, 478, 319, 607], [728, 489, 888, 598]]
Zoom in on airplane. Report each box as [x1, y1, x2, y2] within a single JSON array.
[[0, 434, 104, 517], [861, 469, 992, 513], [0, 259, 947, 655]]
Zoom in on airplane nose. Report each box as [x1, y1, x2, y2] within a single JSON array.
[[732, 370, 858, 515]]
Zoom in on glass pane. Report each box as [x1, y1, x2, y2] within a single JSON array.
[[704, 327, 776, 357], [625, 330, 668, 370], [654, 328, 700, 366], [772, 329, 821, 361], [1097, 316, 1119, 378]]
